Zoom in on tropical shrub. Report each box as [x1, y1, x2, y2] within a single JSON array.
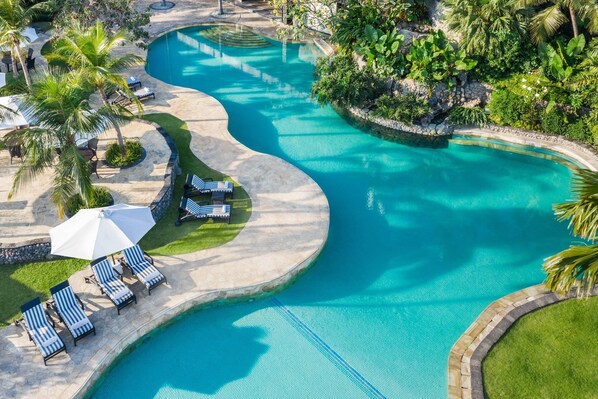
[[566, 119, 592, 142], [332, 0, 389, 49], [539, 35, 586, 83], [66, 187, 113, 216], [487, 89, 538, 129], [311, 54, 385, 107], [105, 140, 143, 167], [474, 33, 540, 82], [372, 94, 432, 124], [406, 30, 477, 89], [356, 25, 406, 78], [51, 0, 150, 44], [443, 0, 528, 57], [447, 106, 489, 126], [540, 108, 568, 135]]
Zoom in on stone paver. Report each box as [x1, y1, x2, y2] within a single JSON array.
[[0, 2, 329, 398], [0, 120, 170, 243]]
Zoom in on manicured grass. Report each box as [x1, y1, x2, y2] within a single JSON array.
[[139, 113, 251, 255], [0, 113, 251, 327], [0, 258, 88, 327], [483, 297, 598, 399]]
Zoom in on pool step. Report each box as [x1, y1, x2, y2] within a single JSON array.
[[199, 25, 271, 48]]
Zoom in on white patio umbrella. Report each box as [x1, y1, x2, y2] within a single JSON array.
[[0, 95, 28, 131], [0, 73, 5, 89], [50, 204, 156, 260]]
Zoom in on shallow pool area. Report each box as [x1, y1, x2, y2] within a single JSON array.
[[90, 26, 574, 398]]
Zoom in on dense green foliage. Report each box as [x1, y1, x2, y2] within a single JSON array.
[[105, 140, 143, 167], [311, 54, 385, 107], [483, 298, 598, 398], [66, 186, 113, 215], [356, 25, 406, 78], [372, 94, 431, 124], [447, 106, 489, 126], [406, 30, 477, 88], [50, 0, 149, 44]]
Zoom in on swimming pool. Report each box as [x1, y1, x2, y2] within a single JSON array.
[[91, 26, 574, 398]]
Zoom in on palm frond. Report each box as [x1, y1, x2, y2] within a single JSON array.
[[554, 169, 598, 239], [530, 5, 568, 44], [544, 244, 598, 297]]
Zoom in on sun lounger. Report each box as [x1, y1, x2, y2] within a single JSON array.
[[49, 280, 96, 346], [111, 87, 155, 105], [175, 197, 231, 226], [184, 174, 234, 198], [91, 257, 137, 315], [19, 298, 66, 365], [121, 245, 167, 295]]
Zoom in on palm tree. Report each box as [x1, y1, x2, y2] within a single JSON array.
[[48, 21, 143, 155], [543, 169, 598, 297], [0, 0, 47, 88], [443, 0, 529, 56], [7, 72, 110, 218], [516, 0, 598, 43]]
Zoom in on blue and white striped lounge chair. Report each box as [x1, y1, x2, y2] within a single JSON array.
[[121, 245, 167, 295], [19, 298, 66, 365], [176, 197, 231, 226], [91, 257, 137, 315], [49, 280, 96, 346], [184, 174, 234, 198]]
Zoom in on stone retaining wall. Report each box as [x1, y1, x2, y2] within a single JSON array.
[[0, 123, 179, 266], [348, 106, 453, 136]]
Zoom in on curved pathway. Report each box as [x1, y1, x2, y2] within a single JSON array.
[[0, 5, 329, 398]]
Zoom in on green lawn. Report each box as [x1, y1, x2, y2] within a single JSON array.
[[0, 113, 251, 327], [483, 297, 598, 399], [0, 259, 88, 327]]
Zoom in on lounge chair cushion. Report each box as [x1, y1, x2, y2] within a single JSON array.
[[22, 304, 64, 358], [92, 259, 135, 305], [122, 245, 166, 289], [53, 285, 94, 338], [190, 175, 233, 193]]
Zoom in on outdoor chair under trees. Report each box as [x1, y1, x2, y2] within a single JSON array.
[[17, 298, 67, 365], [184, 173, 234, 198], [176, 196, 231, 226], [90, 256, 137, 315], [121, 245, 167, 295], [48, 280, 96, 346], [111, 87, 155, 106]]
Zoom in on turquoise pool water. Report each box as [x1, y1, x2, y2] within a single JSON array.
[[91, 27, 574, 398]]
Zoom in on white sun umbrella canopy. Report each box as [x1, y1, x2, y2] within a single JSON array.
[[50, 204, 156, 260]]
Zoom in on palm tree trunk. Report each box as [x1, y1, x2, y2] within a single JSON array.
[[13, 45, 32, 89], [98, 87, 127, 156], [10, 45, 18, 79], [569, 5, 579, 37]]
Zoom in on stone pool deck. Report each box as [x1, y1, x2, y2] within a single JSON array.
[[0, 3, 329, 398], [0, 120, 170, 243]]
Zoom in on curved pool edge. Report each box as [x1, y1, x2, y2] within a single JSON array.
[[0, 15, 330, 399], [448, 285, 598, 399], [454, 127, 598, 171]]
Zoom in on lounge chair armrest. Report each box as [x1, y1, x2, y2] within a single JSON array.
[[202, 177, 214, 181], [44, 309, 56, 328], [84, 274, 98, 286], [75, 294, 85, 310], [197, 200, 210, 205], [143, 251, 154, 264]]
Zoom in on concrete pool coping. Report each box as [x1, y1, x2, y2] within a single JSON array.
[[0, 4, 330, 399]]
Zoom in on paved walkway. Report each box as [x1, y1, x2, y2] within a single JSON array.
[[0, 121, 170, 243], [0, 3, 329, 398]]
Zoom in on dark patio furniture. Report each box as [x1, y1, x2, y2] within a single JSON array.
[[176, 196, 231, 226], [90, 256, 137, 315], [184, 173, 233, 198], [211, 191, 225, 205], [8, 144, 22, 164]]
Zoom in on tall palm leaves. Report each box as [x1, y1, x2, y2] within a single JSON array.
[[0, 0, 47, 88], [516, 0, 598, 43], [544, 169, 598, 297], [48, 21, 143, 154], [7, 73, 110, 217], [443, 0, 529, 56]]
